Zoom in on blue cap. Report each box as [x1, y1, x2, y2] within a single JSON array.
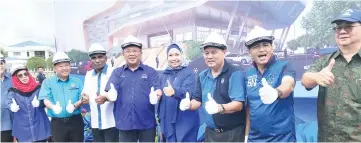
[[332, 9, 361, 24]]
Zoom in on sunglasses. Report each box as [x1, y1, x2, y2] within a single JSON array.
[[17, 72, 29, 78], [333, 24, 361, 33]]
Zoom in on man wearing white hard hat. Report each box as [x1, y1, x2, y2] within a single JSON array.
[[38, 52, 84, 142], [179, 32, 246, 142], [244, 26, 296, 142], [0, 53, 14, 142], [104, 35, 162, 142], [81, 43, 118, 142]]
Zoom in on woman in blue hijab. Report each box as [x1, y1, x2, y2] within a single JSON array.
[[158, 43, 199, 142]]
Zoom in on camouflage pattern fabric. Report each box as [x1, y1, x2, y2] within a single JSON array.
[[306, 49, 361, 142]]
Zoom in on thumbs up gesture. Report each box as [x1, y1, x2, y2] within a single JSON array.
[[163, 80, 175, 97], [259, 78, 278, 104], [179, 92, 191, 111], [66, 99, 75, 113], [10, 98, 20, 112], [316, 59, 335, 87], [31, 96, 40, 107], [205, 93, 219, 114], [53, 101, 62, 114], [149, 87, 158, 105], [107, 83, 118, 102]]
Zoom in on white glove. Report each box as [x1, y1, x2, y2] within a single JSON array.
[[52, 101, 62, 114], [66, 99, 75, 113], [10, 98, 20, 112], [259, 78, 278, 104], [31, 96, 40, 107], [179, 92, 191, 111], [205, 93, 219, 114], [107, 83, 118, 102], [149, 87, 158, 105]]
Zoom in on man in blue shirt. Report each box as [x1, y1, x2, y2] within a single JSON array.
[[244, 26, 296, 142], [105, 35, 162, 142], [38, 52, 84, 142], [179, 32, 246, 142], [0, 54, 14, 142]]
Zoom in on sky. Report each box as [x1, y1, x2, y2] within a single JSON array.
[[0, 0, 313, 51]]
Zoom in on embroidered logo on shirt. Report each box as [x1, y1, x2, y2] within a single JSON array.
[[193, 68, 199, 74], [141, 74, 148, 79], [221, 78, 225, 84], [267, 74, 276, 84], [247, 75, 257, 87]]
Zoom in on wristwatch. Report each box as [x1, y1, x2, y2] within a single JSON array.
[[220, 104, 225, 114], [276, 88, 284, 98]]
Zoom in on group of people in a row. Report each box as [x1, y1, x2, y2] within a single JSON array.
[[1, 9, 361, 142]]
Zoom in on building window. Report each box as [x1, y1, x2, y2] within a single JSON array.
[[13, 52, 20, 56], [197, 26, 210, 41], [27, 52, 30, 57], [34, 51, 45, 59], [184, 32, 192, 41]]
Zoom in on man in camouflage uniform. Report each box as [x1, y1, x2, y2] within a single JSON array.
[[301, 9, 361, 141]]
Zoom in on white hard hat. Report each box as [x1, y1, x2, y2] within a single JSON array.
[[201, 32, 227, 50], [245, 26, 274, 48], [88, 43, 106, 57], [52, 52, 71, 65], [121, 35, 142, 49], [10, 64, 27, 75]]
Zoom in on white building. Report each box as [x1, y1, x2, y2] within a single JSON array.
[[4, 41, 56, 60]]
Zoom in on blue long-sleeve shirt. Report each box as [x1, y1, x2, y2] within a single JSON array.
[[6, 86, 51, 142], [105, 63, 161, 130], [1, 72, 13, 131]]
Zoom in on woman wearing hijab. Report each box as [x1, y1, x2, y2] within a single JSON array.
[[158, 43, 199, 142], [6, 64, 50, 142]]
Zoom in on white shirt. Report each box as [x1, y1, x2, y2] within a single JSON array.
[[82, 65, 115, 129]]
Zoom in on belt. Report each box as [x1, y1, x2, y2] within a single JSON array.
[[209, 124, 243, 133], [53, 114, 81, 122]]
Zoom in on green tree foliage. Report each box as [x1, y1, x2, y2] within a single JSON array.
[[46, 56, 53, 69], [67, 49, 89, 63], [26, 57, 46, 71], [301, 1, 361, 47], [184, 40, 203, 61], [0, 47, 7, 57]]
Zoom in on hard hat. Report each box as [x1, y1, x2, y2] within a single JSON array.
[[0, 53, 4, 61], [88, 43, 107, 57], [52, 52, 71, 65], [10, 64, 27, 76], [245, 26, 274, 48], [201, 32, 227, 50], [121, 35, 142, 49]]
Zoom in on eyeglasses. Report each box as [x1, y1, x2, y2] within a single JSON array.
[[333, 24, 361, 33], [17, 72, 29, 78]]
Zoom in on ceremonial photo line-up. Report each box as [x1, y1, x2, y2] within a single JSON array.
[[1, 9, 361, 142]]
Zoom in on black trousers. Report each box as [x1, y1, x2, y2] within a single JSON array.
[[1, 130, 13, 142], [205, 124, 245, 142], [51, 114, 84, 142], [118, 127, 156, 142], [92, 127, 119, 142]]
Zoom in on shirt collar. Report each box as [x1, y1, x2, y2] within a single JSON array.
[[4, 72, 10, 79], [92, 64, 108, 75], [252, 55, 277, 70], [206, 60, 230, 78], [331, 48, 361, 59], [124, 62, 145, 71], [56, 75, 70, 82]]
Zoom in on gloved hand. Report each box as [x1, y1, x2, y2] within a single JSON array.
[[10, 98, 20, 112], [107, 83, 118, 102], [52, 101, 62, 114], [31, 96, 40, 107], [163, 80, 175, 96], [149, 87, 158, 105], [66, 99, 75, 113], [259, 78, 278, 104], [179, 92, 191, 111], [205, 93, 219, 114]]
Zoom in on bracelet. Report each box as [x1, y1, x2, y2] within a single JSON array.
[[276, 88, 284, 98]]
